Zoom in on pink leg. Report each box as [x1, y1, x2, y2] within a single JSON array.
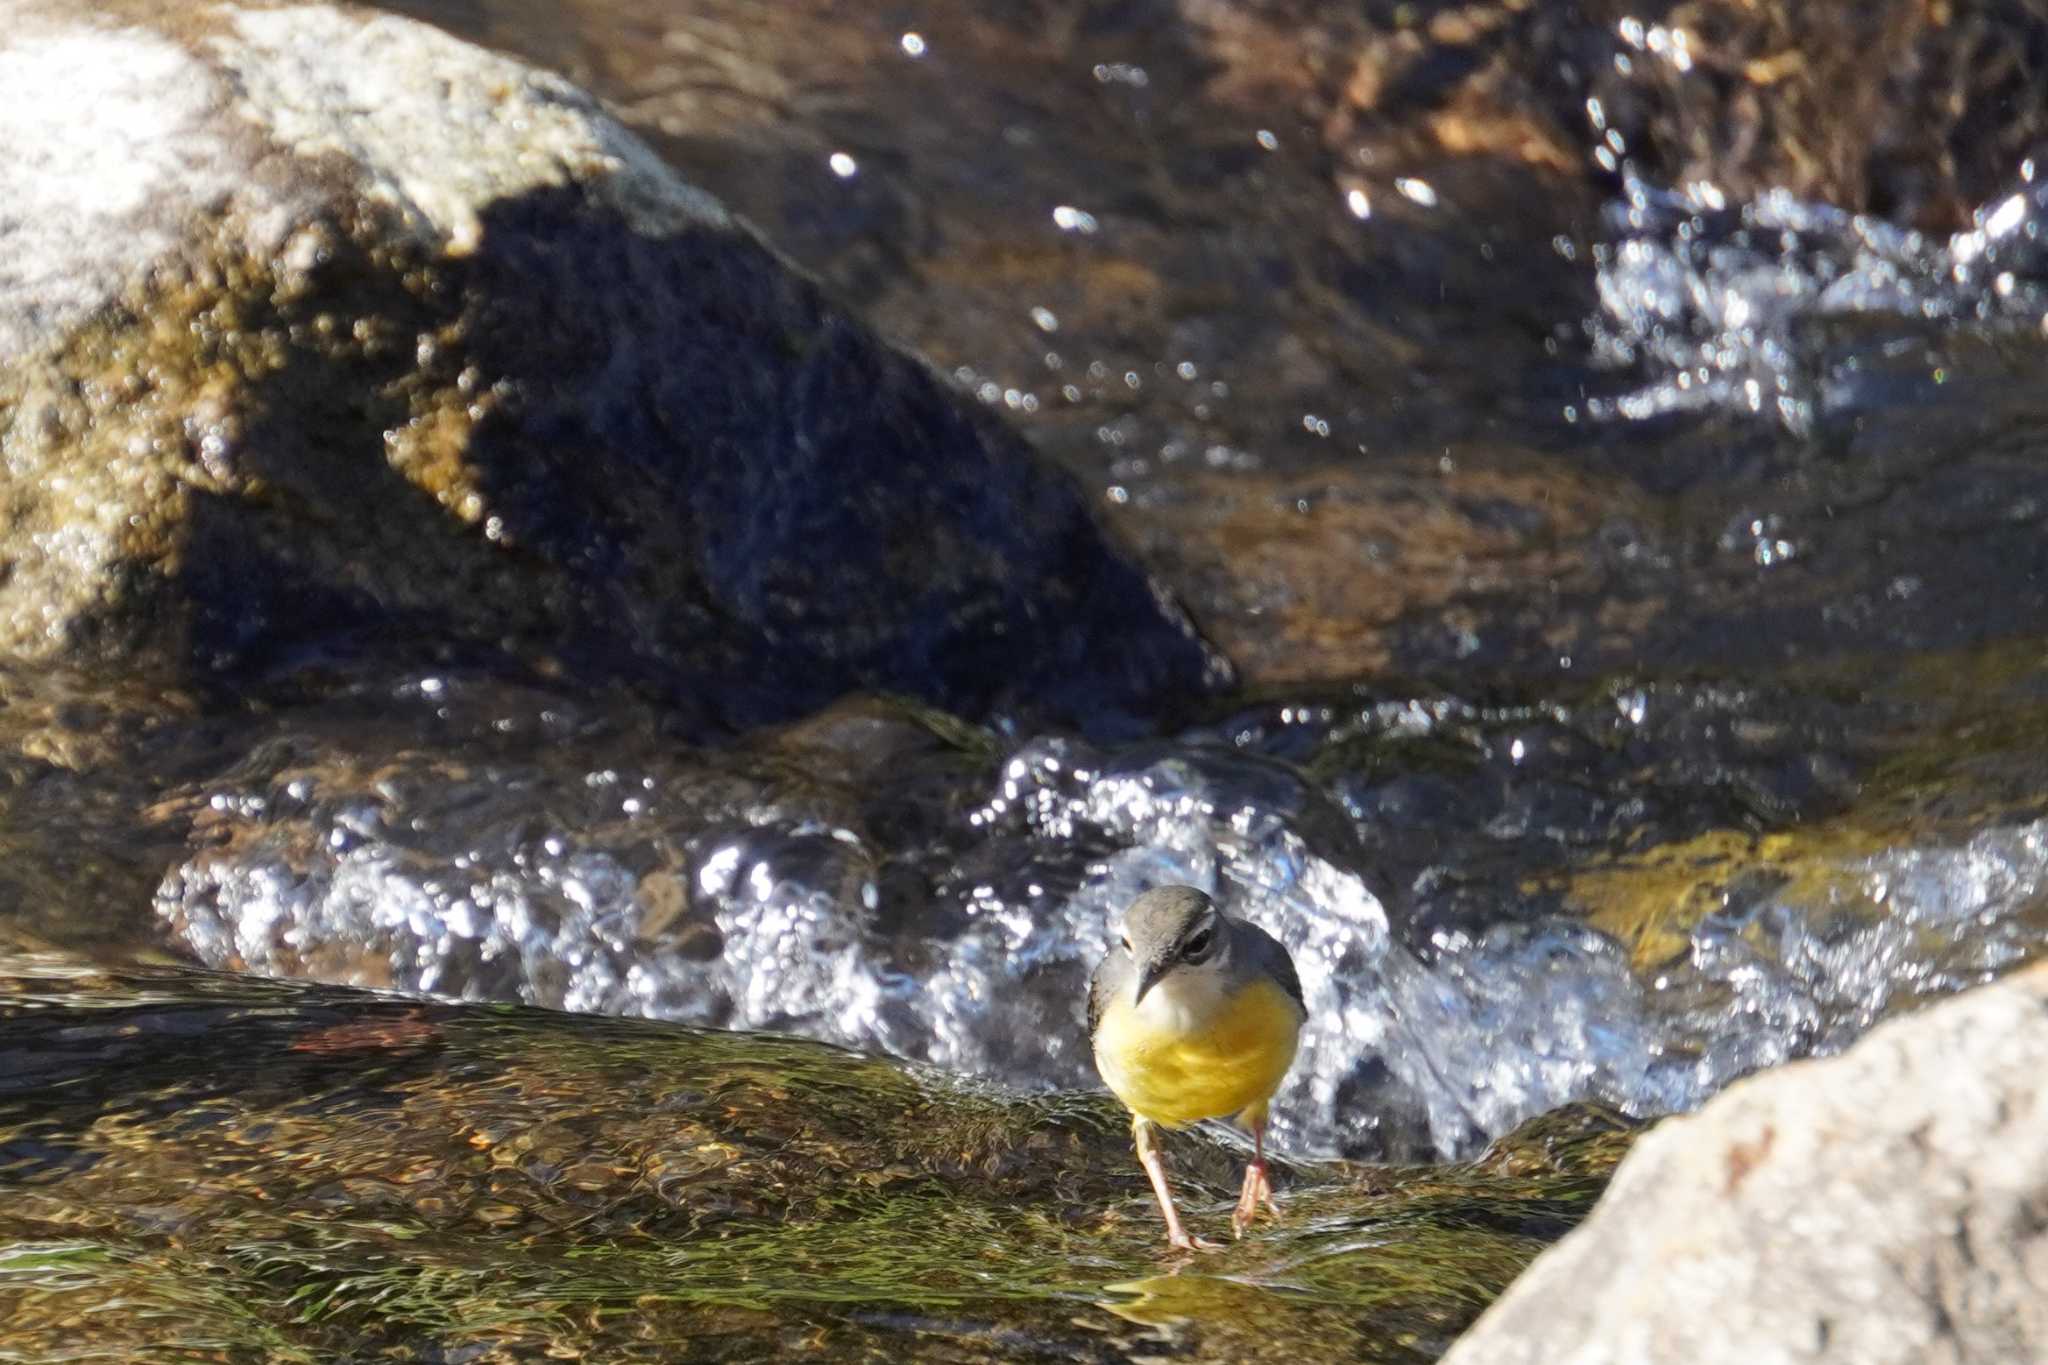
[[1233, 1112, 1278, 1237], [1134, 1118, 1220, 1252]]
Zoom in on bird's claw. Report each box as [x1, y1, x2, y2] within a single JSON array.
[[1232, 1161, 1277, 1236]]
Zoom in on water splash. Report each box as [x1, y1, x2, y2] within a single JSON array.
[[1586, 148, 2048, 429], [1654, 820, 2048, 1066], [155, 680, 2048, 1161]]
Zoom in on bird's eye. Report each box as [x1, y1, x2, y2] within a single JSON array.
[[1120, 936, 1131, 952], [1182, 927, 1214, 960]]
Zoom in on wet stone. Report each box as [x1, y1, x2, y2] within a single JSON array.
[[0, 1, 1223, 735], [0, 958, 1625, 1365]]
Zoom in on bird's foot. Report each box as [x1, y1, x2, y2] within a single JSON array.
[[1165, 1228, 1225, 1253], [1232, 1161, 1277, 1238]]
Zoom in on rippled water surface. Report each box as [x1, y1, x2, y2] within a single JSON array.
[[137, 651, 2048, 1163], [11, 1, 2048, 1360]]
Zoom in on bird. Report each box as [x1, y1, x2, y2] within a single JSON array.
[[1088, 885, 1305, 1250]]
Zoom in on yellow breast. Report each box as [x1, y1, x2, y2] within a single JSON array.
[[1093, 975, 1302, 1128]]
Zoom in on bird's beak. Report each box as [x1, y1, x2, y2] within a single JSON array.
[[1134, 953, 1173, 1006]]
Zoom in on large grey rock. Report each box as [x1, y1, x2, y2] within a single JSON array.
[[1443, 959, 2048, 1365], [0, 1, 1224, 731]]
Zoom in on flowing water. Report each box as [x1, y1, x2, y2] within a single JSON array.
[[140, 650, 2048, 1165], [9, 1, 2048, 1360]]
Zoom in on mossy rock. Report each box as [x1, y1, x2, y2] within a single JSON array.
[[0, 3, 1223, 734], [0, 958, 1628, 1362]]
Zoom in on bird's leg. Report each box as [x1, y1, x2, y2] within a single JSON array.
[[1232, 1111, 1278, 1237], [1133, 1117, 1220, 1252]]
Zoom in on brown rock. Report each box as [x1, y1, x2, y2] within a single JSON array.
[[0, 1, 1224, 731], [1106, 451, 1644, 686]]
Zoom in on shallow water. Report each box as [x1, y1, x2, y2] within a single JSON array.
[[139, 643, 2048, 1164], [0, 957, 1624, 1363]]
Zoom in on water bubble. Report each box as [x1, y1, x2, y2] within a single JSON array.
[[1051, 205, 1099, 234], [1720, 511, 1798, 567], [1395, 178, 1438, 208], [1985, 193, 2028, 239]]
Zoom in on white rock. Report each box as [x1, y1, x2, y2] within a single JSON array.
[[0, 1, 733, 359], [0, 21, 236, 356], [213, 7, 729, 252], [1444, 961, 2048, 1365]]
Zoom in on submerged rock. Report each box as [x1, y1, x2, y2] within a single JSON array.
[[1313, 0, 2048, 236], [1102, 453, 1644, 686], [1444, 959, 2048, 1365], [345, 0, 2048, 687], [0, 1, 1223, 732], [0, 955, 1625, 1363]]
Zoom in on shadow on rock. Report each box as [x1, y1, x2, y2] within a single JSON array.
[[0, 5, 1225, 739]]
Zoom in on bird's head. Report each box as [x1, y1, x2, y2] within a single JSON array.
[[1118, 886, 1231, 1006]]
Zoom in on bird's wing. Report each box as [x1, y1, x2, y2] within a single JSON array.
[[1087, 949, 1123, 1038], [1243, 920, 1305, 1015]]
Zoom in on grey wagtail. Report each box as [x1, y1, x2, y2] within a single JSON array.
[[1088, 886, 1305, 1250]]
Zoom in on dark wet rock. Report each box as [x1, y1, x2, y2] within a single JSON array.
[[0, 1, 1223, 734], [1104, 453, 1645, 687], [1444, 959, 2048, 1365], [1312, 0, 2048, 235], [0, 956, 1625, 1363]]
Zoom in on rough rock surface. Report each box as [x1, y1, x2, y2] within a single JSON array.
[[1442, 959, 2048, 1365], [0, 1, 1224, 731]]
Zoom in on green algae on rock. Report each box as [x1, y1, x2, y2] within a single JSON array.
[[0, 957, 1625, 1363], [0, 2, 1224, 734]]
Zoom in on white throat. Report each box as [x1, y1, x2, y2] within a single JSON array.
[[1133, 965, 1232, 1034]]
